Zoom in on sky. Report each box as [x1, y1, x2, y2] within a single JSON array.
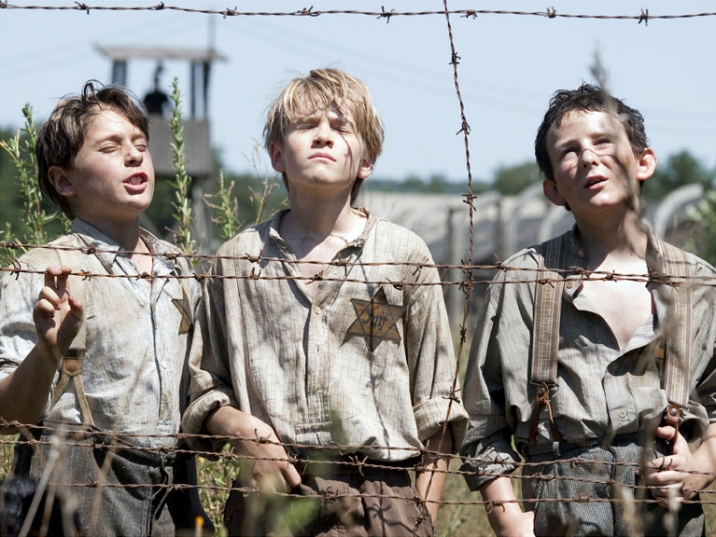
[[1, 0, 715, 185]]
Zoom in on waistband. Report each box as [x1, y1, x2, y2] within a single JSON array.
[[294, 454, 421, 476], [519, 433, 645, 462], [32, 422, 177, 468]]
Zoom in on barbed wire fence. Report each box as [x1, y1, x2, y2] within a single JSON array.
[[1, 2, 716, 536]]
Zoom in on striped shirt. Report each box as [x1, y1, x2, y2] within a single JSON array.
[[182, 210, 468, 461], [0, 219, 199, 449]]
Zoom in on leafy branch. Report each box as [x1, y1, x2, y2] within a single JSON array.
[[168, 78, 196, 258], [0, 105, 67, 265]]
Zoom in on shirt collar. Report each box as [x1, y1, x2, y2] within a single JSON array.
[[70, 218, 177, 275], [267, 208, 377, 251]]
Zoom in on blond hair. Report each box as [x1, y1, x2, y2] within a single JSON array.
[[264, 69, 384, 202]]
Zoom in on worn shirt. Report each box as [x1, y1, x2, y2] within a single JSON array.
[[0, 219, 199, 449], [461, 227, 716, 490], [182, 210, 468, 461]]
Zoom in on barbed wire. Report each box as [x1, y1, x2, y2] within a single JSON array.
[[2, 3, 716, 23], [2, 424, 716, 507], [2, 2, 716, 534], [3, 245, 716, 287]]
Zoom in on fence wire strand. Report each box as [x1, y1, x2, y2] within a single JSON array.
[[1, 1, 716, 534]]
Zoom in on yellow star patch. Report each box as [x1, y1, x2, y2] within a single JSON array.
[[172, 285, 192, 334], [345, 286, 406, 352]]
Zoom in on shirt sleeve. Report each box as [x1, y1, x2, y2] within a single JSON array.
[[460, 270, 524, 491], [404, 240, 468, 451], [181, 257, 240, 454], [0, 262, 41, 383]]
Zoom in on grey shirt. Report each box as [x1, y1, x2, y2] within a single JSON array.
[[182, 210, 468, 460], [0, 219, 199, 449], [460, 227, 716, 490]]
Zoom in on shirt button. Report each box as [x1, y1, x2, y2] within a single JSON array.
[[314, 307, 321, 315], [619, 409, 627, 419], [566, 281, 574, 289], [577, 250, 586, 258]]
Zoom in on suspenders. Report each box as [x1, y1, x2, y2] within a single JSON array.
[[48, 240, 95, 427], [529, 234, 692, 446]]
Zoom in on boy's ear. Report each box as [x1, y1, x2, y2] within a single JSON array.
[[635, 147, 657, 182], [269, 142, 286, 174], [357, 154, 374, 180], [47, 166, 77, 198], [543, 178, 566, 207]]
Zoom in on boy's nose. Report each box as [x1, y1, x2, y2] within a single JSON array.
[[580, 147, 598, 167], [125, 145, 144, 165], [313, 121, 334, 147]]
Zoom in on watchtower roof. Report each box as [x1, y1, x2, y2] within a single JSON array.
[[96, 45, 226, 62]]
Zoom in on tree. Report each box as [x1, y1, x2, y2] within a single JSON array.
[[644, 150, 715, 200], [492, 161, 540, 196]]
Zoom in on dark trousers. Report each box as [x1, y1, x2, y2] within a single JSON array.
[[12, 427, 211, 537], [521, 441, 704, 537], [224, 460, 435, 537]]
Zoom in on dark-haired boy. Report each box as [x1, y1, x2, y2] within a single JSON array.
[[460, 84, 716, 536], [182, 68, 468, 536], [0, 83, 206, 536]]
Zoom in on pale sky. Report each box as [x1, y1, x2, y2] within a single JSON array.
[[1, 0, 714, 184]]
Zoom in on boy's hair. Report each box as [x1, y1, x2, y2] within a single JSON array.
[[263, 68, 384, 203], [535, 83, 648, 183], [36, 81, 149, 219]]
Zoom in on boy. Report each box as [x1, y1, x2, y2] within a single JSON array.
[[0, 83, 206, 536], [460, 84, 716, 536], [182, 68, 468, 536]]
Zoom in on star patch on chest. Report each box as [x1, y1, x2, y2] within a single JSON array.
[[345, 286, 407, 352], [172, 285, 192, 334]]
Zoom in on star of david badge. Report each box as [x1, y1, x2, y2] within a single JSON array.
[[172, 285, 192, 334], [345, 286, 407, 352]]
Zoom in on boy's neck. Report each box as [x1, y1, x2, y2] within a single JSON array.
[[79, 214, 147, 254], [282, 192, 364, 239], [574, 206, 648, 263]]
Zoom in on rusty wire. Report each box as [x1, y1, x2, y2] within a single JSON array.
[[2, 2, 716, 532], [1, 3, 715, 22]]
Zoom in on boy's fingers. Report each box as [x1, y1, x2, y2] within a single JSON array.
[[285, 463, 302, 488], [68, 295, 84, 321]]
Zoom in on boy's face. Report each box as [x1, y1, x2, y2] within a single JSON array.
[[49, 108, 154, 225], [269, 104, 373, 197], [543, 110, 656, 217]]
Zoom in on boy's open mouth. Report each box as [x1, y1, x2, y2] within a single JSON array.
[[124, 173, 147, 185]]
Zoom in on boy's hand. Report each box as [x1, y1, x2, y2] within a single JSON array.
[[230, 430, 302, 494], [642, 425, 703, 501], [33, 266, 84, 361], [206, 406, 301, 494]]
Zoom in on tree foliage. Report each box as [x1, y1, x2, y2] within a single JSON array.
[[644, 150, 715, 200], [492, 161, 540, 196]]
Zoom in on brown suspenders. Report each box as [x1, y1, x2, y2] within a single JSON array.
[[529, 234, 569, 446], [529, 235, 692, 447], [48, 240, 94, 427]]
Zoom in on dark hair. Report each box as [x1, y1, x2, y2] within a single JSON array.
[[534, 83, 648, 183], [35, 81, 149, 219]]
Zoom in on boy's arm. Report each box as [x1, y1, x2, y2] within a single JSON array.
[[0, 266, 83, 431], [415, 427, 453, 523], [479, 476, 535, 537], [204, 405, 301, 493]]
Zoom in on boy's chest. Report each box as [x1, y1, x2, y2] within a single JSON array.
[[578, 278, 653, 349]]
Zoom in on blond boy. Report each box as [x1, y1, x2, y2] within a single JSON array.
[[182, 68, 467, 536]]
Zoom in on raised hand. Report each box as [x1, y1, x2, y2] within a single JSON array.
[[33, 266, 84, 361]]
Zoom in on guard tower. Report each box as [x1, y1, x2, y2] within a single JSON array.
[[96, 45, 226, 249], [97, 45, 225, 178]]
